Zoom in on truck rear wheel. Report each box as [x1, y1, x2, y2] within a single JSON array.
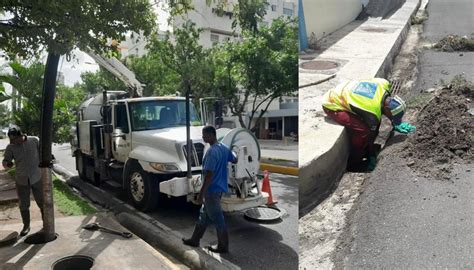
[[126, 163, 159, 212]]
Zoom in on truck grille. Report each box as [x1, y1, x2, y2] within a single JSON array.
[[183, 143, 205, 167]]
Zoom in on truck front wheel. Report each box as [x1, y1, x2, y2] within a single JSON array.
[[126, 163, 159, 212]]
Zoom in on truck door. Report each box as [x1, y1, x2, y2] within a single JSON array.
[[112, 102, 132, 162]]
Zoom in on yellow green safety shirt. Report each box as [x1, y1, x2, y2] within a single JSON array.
[[322, 78, 391, 131]]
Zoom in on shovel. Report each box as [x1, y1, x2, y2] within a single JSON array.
[[83, 222, 133, 239]]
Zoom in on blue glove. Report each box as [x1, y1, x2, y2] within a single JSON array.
[[394, 122, 416, 134], [367, 156, 377, 171]]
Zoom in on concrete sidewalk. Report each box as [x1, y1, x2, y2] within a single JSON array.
[[299, 0, 421, 213], [0, 164, 181, 269], [0, 214, 180, 270]]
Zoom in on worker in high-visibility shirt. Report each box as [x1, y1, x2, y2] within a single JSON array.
[[322, 78, 415, 170]]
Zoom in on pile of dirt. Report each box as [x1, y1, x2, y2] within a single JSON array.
[[433, 34, 474, 52], [403, 87, 473, 180]]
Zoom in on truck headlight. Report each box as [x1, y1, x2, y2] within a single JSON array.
[[149, 162, 180, 172]]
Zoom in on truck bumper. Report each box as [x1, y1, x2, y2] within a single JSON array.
[[159, 175, 202, 197]]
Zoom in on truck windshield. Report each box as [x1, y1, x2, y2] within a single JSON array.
[[129, 100, 201, 131]]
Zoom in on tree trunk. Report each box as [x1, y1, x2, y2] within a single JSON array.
[[11, 87, 17, 113], [39, 52, 60, 242]]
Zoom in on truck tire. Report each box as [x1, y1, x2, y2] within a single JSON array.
[[126, 163, 159, 212]]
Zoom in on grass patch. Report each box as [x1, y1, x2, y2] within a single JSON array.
[[53, 175, 97, 216]]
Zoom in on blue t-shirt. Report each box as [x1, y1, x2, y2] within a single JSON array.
[[202, 143, 236, 193]]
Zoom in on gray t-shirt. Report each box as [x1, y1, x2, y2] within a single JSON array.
[[2, 136, 41, 185]]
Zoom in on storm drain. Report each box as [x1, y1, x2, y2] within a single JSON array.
[[390, 80, 405, 95], [244, 206, 283, 222], [300, 60, 339, 71], [52, 255, 94, 270]]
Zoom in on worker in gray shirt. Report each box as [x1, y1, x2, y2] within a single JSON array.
[[2, 126, 43, 236]]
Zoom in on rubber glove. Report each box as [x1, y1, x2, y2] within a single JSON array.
[[367, 156, 377, 171], [394, 122, 416, 134]]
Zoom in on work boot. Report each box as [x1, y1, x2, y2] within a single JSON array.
[[208, 230, 229, 253], [19, 210, 30, 236], [182, 224, 206, 247]]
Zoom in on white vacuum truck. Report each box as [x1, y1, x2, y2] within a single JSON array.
[[71, 53, 268, 212]]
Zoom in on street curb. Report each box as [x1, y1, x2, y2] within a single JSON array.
[[299, 0, 422, 213], [260, 163, 299, 176], [53, 166, 240, 270]]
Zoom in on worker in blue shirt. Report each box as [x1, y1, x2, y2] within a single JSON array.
[[183, 125, 237, 253]]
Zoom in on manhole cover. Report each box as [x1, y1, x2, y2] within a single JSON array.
[[244, 206, 282, 221], [362, 27, 387, 33], [52, 255, 94, 270], [300, 56, 315, 61], [300, 60, 339, 71]]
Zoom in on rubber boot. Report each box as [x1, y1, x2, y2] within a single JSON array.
[[208, 230, 229, 253], [19, 210, 30, 236], [182, 224, 206, 247]]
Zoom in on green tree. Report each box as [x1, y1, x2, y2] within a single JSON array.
[[1, 0, 155, 241], [79, 68, 127, 95], [0, 103, 11, 128], [213, 17, 298, 130], [0, 61, 87, 143]]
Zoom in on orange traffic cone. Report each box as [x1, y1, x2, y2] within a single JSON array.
[[261, 170, 276, 205]]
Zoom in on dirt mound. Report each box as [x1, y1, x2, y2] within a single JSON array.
[[433, 34, 474, 52], [404, 87, 473, 180]]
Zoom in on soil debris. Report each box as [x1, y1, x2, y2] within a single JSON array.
[[404, 77, 473, 180], [433, 34, 474, 52]]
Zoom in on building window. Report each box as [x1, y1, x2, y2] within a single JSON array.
[[271, 5, 277, 11], [211, 34, 219, 45], [283, 8, 293, 16]]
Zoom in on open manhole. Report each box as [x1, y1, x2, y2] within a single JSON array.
[[300, 60, 339, 71], [362, 27, 387, 33], [244, 206, 283, 222], [52, 255, 94, 270]]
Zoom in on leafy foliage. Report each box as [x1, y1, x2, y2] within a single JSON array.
[[213, 17, 298, 130], [0, 61, 86, 143], [0, 0, 156, 57], [79, 68, 126, 95]]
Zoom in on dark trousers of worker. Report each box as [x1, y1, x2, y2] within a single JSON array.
[[16, 179, 44, 229], [323, 108, 377, 163], [197, 192, 226, 231]]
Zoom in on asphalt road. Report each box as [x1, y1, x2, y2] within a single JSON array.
[[52, 143, 298, 270], [336, 0, 474, 267]]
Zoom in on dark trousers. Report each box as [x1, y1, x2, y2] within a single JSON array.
[[324, 108, 378, 161], [16, 180, 44, 211], [197, 192, 226, 232]]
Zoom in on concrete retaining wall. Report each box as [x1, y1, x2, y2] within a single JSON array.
[[303, 0, 362, 45]]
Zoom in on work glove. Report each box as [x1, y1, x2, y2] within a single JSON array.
[[393, 122, 416, 134], [367, 155, 377, 171]]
